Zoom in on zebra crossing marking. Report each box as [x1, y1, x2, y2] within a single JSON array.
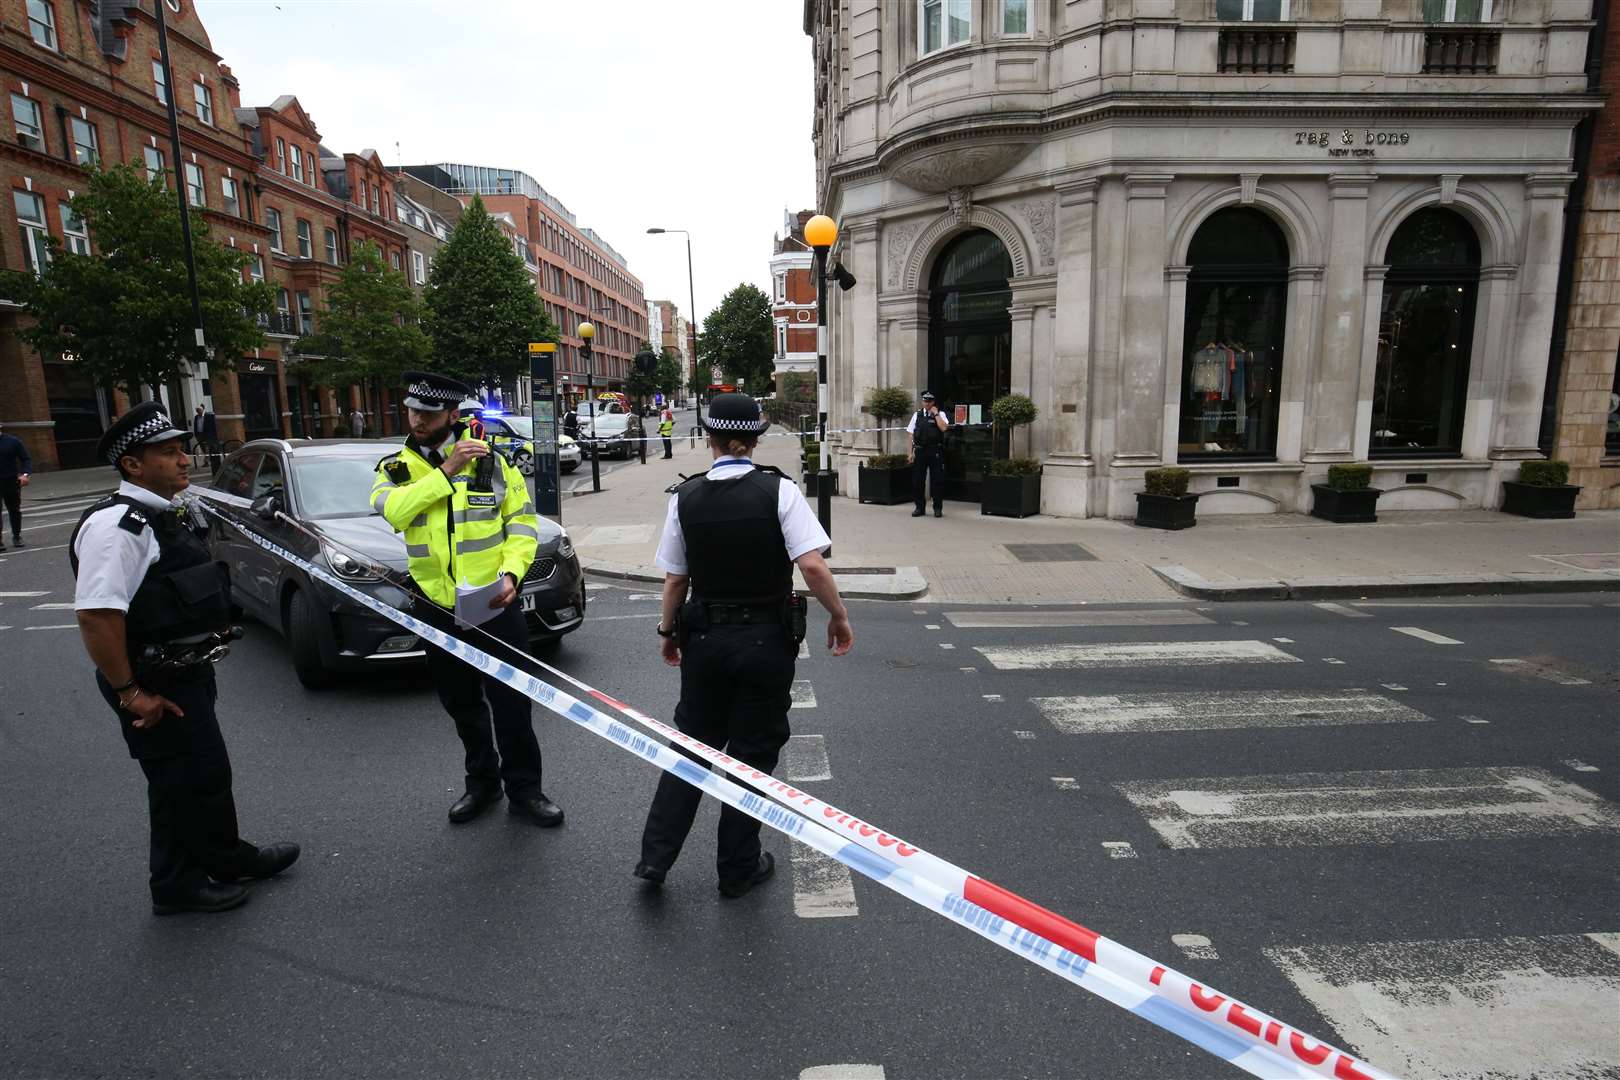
[[976, 639, 1299, 670], [0, 591, 49, 598], [25, 625, 77, 631], [1115, 766, 1620, 849], [783, 735, 831, 782], [790, 842, 859, 919], [1032, 690, 1428, 735], [982, 694, 1002, 702], [1392, 626, 1464, 646], [30, 602, 77, 610], [1101, 841, 1137, 859], [1172, 934, 1219, 961], [798, 641, 809, 659], [800, 1066, 884, 1079], [1315, 602, 1371, 618], [943, 609, 1213, 628], [790, 680, 817, 709], [1490, 658, 1592, 686]]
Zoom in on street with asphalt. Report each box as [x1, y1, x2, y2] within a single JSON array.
[[1, 433, 1617, 1079]]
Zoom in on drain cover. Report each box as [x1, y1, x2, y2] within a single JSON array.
[[1003, 543, 1097, 563]]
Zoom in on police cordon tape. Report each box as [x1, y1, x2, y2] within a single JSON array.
[[189, 491, 1389, 1080]]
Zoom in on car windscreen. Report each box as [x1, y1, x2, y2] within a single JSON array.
[[293, 456, 388, 519], [498, 417, 533, 439]]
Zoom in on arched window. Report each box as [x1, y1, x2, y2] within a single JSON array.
[[1178, 207, 1289, 459], [928, 229, 1012, 499], [1372, 208, 1480, 456]]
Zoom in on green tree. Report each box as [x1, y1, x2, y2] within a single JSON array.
[[2, 162, 271, 396], [424, 193, 555, 385], [697, 282, 773, 391], [689, 359, 714, 398], [655, 349, 684, 400], [625, 341, 659, 403], [295, 238, 429, 392]]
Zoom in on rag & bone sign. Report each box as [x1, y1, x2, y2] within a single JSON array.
[[1295, 127, 1412, 158]]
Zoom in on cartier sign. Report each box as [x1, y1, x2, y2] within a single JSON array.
[[245, 360, 270, 373]]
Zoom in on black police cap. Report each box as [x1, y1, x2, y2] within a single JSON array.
[[402, 371, 472, 412], [96, 401, 187, 466], [700, 392, 770, 436]]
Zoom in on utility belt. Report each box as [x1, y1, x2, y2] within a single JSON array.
[[131, 626, 243, 677], [679, 594, 808, 644]]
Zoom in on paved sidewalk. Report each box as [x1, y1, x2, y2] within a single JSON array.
[[565, 433, 1620, 604]]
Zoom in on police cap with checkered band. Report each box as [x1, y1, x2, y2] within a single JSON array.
[[699, 392, 771, 436], [401, 370, 472, 412], [95, 401, 187, 467]]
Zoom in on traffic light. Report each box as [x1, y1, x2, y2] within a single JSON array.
[[634, 350, 657, 376]]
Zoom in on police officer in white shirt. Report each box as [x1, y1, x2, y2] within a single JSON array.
[[634, 393, 854, 898], [71, 402, 298, 916], [907, 390, 949, 517]]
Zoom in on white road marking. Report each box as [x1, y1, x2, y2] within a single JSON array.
[[0, 591, 49, 598], [800, 1066, 884, 1080], [624, 593, 660, 602], [0, 542, 68, 553], [1381, 683, 1408, 691], [1314, 602, 1370, 618], [581, 524, 654, 546], [1033, 690, 1429, 735], [944, 609, 1213, 628], [790, 842, 858, 919], [911, 609, 927, 615], [1052, 777, 1079, 790], [1490, 659, 1592, 686], [1354, 601, 1596, 608], [1392, 626, 1464, 646], [1117, 766, 1620, 849], [1013, 730, 1036, 740], [29, 602, 76, 610], [1323, 657, 1346, 664], [790, 680, 817, 709], [798, 641, 809, 659], [957, 666, 976, 673], [1230, 620, 1249, 626], [783, 734, 831, 782], [924, 623, 940, 630], [1172, 934, 1219, 961], [0, 625, 11, 631], [1267, 933, 1620, 1080], [1274, 636, 1294, 643], [1564, 760, 1600, 773], [938, 642, 955, 650], [982, 694, 1002, 702], [585, 613, 662, 621], [976, 640, 1300, 670], [1102, 841, 1137, 859], [1462, 715, 1490, 724]]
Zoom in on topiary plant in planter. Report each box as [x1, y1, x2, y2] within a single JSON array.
[[1501, 459, 1579, 519], [981, 393, 1041, 517], [1311, 462, 1382, 523], [859, 387, 916, 505], [1136, 466, 1198, 530]]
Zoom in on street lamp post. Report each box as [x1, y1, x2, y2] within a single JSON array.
[[579, 321, 600, 493], [804, 214, 839, 545], [646, 227, 698, 406]]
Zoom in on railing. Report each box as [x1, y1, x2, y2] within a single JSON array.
[[1217, 30, 1295, 74], [1422, 30, 1499, 74], [256, 311, 299, 337]]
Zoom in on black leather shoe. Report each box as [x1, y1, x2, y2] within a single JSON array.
[[934, 507, 943, 518], [448, 787, 503, 824], [237, 842, 299, 881], [911, 508, 925, 517], [153, 882, 249, 916], [508, 792, 565, 827], [632, 861, 666, 885], [718, 852, 775, 899], [9, 538, 22, 547]]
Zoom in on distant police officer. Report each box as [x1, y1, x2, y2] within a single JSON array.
[[371, 372, 563, 828], [908, 390, 949, 518], [71, 402, 298, 915], [658, 408, 675, 459], [635, 393, 854, 898]]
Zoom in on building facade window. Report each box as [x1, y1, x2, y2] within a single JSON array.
[[1178, 208, 1289, 460], [248, 254, 265, 282], [193, 82, 213, 126], [266, 206, 283, 251], [151, 60, 169, 104], [220, 175, 240, 217], [297, 290, 315, 335], [276, 287, 291, 320], [142, 145, 164, 181], [358, 178, 368, 208], [276, 137, 286, 174], [183, 161, 205, 207], [412, 250, 425, 284], [391, 249, 401, 271], [296, 219, 312, 259], [15, 190, 50, 274], [70, 118, 99, 166], [11, 93, 44, 152], [26, 0, 57, 49], [1607, 347, 1620, 456], [919, 0, 971, 55], [1422, 0, 1492, 20], [1215, 0, 1290, 18], [289, 144, 303, 183], [1002, 0, 1029, 34], [324, 227, 339, 264], [1372, 208, 1481, 457], [774, 272, 786, 301], [59, 203, 90, 255], [776, 324, 787, 358]]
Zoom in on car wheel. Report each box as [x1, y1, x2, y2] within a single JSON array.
[[512, 449, 534, 476], [287, 588, 337, 689]]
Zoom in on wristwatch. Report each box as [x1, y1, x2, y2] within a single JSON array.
[[655, 624, 677, 639]]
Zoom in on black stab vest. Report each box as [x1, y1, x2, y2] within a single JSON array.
[[69, 496, 231, 654], [913, 410, 944, 451], [675, 467, 792, 605]]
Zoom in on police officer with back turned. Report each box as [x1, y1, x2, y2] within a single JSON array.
[[371, 371, 562, 828], [72, 402, 298, 915], [635, 393, 854, 898]]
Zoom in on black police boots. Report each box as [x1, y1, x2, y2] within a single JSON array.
[[718, 852, 775, 899], [448, 786, 503, 824], [508, 792, 565, 827], [153, 882, 249, 916]]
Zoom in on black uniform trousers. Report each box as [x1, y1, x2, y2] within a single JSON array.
[[639, 620, 795, 886], [424, 599, 543, 797], [96, 666, 258, 902], [661, 437, 673, 459], [913, 446, 945, 512], [0, 477, 20, 540]]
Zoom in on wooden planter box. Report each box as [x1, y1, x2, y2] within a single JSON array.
[[803, 470, 839, 498], [980, 471, 1042, 518], [1500, 481, 1579, 519], [1310, 484, 1383, 524], [1135, 491, 1199, 530], [858, 464, 911, 505]]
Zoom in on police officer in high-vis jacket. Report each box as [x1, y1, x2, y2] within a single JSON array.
[[635, 393, 854, 898], [371, 372, 562, 828], [72, 402, 298, 915]]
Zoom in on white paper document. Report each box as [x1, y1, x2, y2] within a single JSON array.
[[454, 580, 507, 627]]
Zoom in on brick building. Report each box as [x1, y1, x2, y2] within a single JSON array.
[[649, 298, 692, 388], [770, 209, 817, 376]]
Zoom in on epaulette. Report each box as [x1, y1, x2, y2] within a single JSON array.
[[664, 470, 708, 494], [376, 451, 411, 485], [117, 505, 149, 535]]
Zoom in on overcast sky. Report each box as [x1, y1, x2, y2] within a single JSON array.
[[197, 0, 816, 331]]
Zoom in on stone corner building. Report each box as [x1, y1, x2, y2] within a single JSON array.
[[805, 0, 1604, 518]]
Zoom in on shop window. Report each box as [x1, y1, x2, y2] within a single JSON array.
[[1372, 208, 1480, 458], [60, 203, 90, 255], [15, 191, 49, 274], [152, 61, 168, 105], [143, 145, 164, 182], [70, 117, 99, 167], [919, 0, 970, 56], [26, 0, 57, 49], [11, 93, 45, 152], [183, 161, 204, 207], [1178, 208, 1289, 460]]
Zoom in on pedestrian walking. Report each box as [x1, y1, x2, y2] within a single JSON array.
[[70, 402, 298, 915], [190, 404, 218, 468], [658, 407, 675, 459], [0, 420, 31, 550], [370, 371, 563, 828], [350, 407, 365, 438], [635, 393, 854, 898], [908, 390, 949, 518]]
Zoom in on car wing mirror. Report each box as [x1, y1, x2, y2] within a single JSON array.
[[250, 492, 282, 521]]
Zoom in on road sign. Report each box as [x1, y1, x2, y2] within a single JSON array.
[[528, 341, 557, 354], [528, 347, 561, 519]]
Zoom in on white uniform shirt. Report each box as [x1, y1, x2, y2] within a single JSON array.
[[906, 408, 950, 435], [72, 480, 175, 612], [655, 458, 831, 575]]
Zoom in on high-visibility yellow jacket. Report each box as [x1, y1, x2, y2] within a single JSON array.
[[370, 427, 538, 608], [657, 417, 674, 437]]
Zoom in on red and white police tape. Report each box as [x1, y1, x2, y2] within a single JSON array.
[[190, 493, 1389, 1080]]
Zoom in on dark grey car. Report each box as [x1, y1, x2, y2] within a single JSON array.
[[197, 439, 585, 688]]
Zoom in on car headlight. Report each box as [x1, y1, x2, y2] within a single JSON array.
[[556, 533, 574, 559], [323, 545, 383, 582]]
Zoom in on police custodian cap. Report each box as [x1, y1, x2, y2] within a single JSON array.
[[402, 371, 472, 412], [700, 392, 770, 436], [96, 401, 187, 466]]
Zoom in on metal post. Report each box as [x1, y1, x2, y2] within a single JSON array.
[[814, 245, 832, 547], [153, 0, 205, 359], [584, 341, 600, 493], [684, 233, 698, 407]]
